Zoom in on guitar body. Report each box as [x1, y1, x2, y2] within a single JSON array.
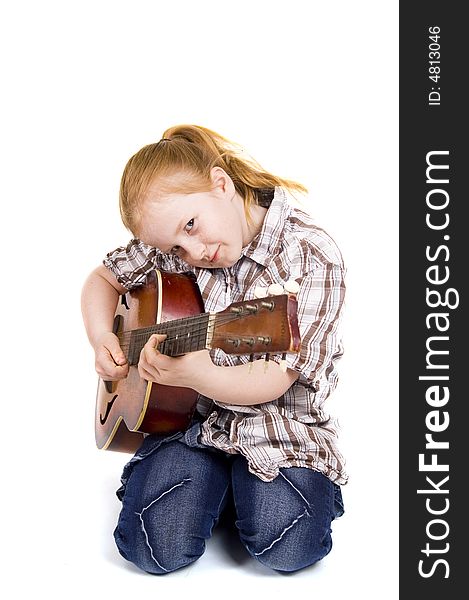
[[95, 270, 205, 453]]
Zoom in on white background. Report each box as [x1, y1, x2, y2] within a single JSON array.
[[1, 1, 398, 598]]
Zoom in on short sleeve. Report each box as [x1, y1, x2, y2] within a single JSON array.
[[103, 238, 189, 290], [279, 263, 346, 387]]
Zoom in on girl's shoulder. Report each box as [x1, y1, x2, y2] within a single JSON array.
[[283, 205, 345, 269], [103, 238, 196, 289]]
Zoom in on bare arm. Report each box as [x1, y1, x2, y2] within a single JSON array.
[[197, 357, 300, 405], [138, 334, 300, 406], [83, 266, 300, 403], [81, 265, 130, 380]]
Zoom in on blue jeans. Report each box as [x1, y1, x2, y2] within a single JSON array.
[[113, 422, 344, 574]]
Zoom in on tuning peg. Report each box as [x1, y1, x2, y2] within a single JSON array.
[[284, 279, 300, 295], [264, 353, 270, 373], [259, 299, 275, 311], [267, 283, 284, 296], [248, 353, 255, 374], [245, 304, 258, 313], [254, 286, 268, 298], [279, 353, 288, 372]]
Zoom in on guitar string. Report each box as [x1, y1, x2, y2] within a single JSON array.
[[119, 309, 265, 338], [118, 331, 272, 353], [117, 313, 280, 359], [120, 297, 280, 336], [118, 327, 274, 355], [117, 310, 273, 348], [119, 326, 209, 358], [119, 330, 284, 363]]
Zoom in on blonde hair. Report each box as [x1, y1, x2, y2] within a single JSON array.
[[119, 124, 308, 234]]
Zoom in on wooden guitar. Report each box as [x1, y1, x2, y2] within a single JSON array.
[[95, 269, 301, 453]]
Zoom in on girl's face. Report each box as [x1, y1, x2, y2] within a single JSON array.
[[136, 168, 266, 269]]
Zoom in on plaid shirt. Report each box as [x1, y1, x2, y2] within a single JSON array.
[[103, 187, 348, 484]]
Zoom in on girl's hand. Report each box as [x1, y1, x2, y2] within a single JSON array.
[[138, 334, 215, 390], [94, 331, 129, 380]]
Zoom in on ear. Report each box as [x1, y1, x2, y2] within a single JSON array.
[[210, 166, 234, 196]]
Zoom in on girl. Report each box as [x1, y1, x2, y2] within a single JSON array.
[[81, 124, 347, 575]]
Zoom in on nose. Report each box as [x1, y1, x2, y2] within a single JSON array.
[[184, 239, 206, 263]]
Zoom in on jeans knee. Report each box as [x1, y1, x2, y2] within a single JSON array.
[[114, 523, 204, 575], [114, 483, 207, 575], [241, 517, 333, 573], [252, 534, 332, 572]]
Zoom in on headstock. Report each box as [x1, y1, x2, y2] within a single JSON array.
[[209, 293, 301, 356]]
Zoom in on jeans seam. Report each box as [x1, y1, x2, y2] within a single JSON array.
[[278, 470, 314, 517], [249, 470, 315, 558], [253, 508, 309, 556], [135, 477, 192, 572]]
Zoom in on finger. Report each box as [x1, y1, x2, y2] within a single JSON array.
[[138, 342, 172, 380], [141, 347, 174, 374], [138, 361, 157, 382], [96, 348, 129, 379], [144, 333, 167, 351], [96, 362, 129, 381], [142, 335, 166, 367], [106, 341, 127, 366]]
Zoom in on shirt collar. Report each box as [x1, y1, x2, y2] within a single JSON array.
[[241, 187, 291, 267]]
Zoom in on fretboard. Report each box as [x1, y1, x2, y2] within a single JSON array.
[[123, 313, 211, 365]]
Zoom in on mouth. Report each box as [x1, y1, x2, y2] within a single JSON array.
[[209, 245, 220, 263]]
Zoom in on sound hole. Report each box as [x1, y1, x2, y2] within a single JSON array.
[[121, 294, 130, 310], [100, 394, 118, 425], [103, 312, 126, 392]]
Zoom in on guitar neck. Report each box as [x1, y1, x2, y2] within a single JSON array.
[[123, 312, 211, 365], [119, 293, 300, 365]]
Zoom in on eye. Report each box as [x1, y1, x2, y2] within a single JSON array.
[[184, 218, 194, 232], [169, 219, 195, 254]]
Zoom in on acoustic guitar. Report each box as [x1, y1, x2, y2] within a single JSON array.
[[95, 269, 301, 453]]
